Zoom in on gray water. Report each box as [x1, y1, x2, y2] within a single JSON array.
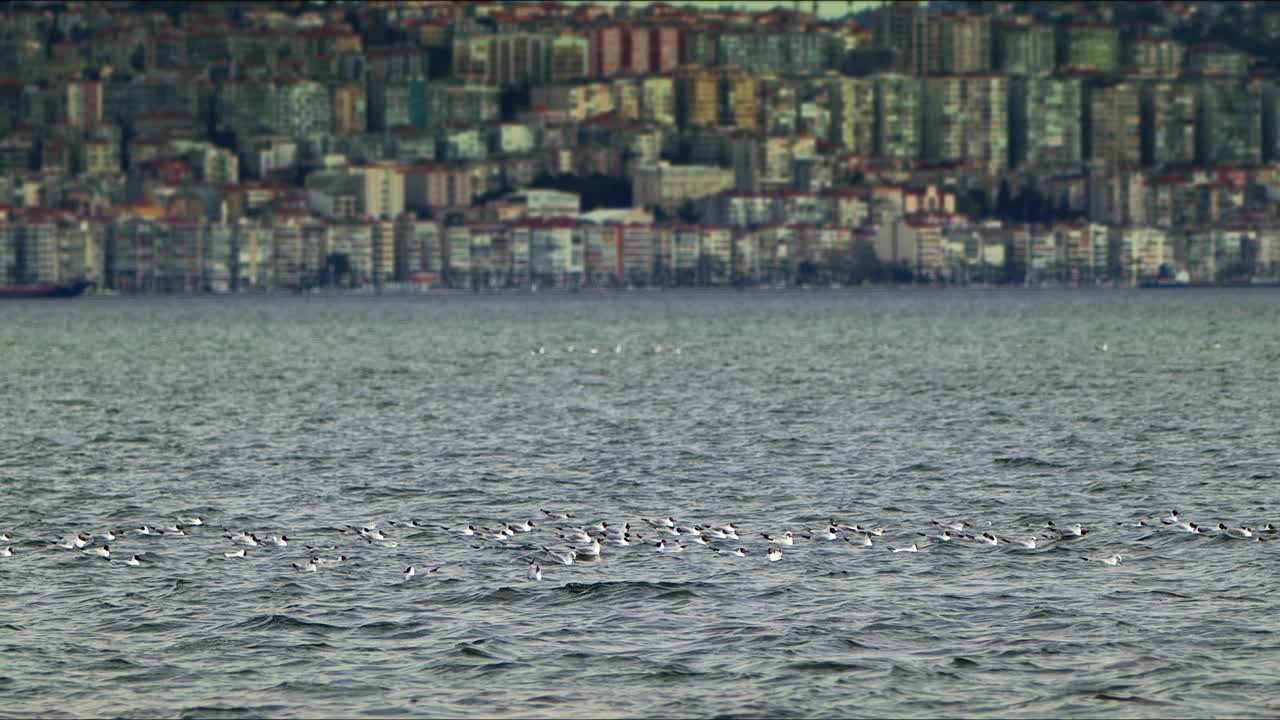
[[2, 289, 1279, 718]]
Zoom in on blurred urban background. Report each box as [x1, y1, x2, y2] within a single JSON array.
[[2, 0, 1279, 292]]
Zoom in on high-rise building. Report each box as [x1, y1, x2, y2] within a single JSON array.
[[993, 19, 1055, 76], [922, 74, 1007, 173], [1087, 80, 1142, 168], [719, 68, 758, 132], [640, 76, 675, 127], [549, 34, 589, 83], [1009, 74, 1084, 169], [649, 27, 680, 74], [622, 26, 651, 75], [589, 25, 623, 78], [828, 76, 875, 155], [1140, 78, 1198, 167], [874, 1, 931, 76], [675, 67, 718, 129], [1063, 25, 1122, 73], [332, 85, 367, 136], [874, 73, 921, 161], [937, 12, 991, 75], [65, 79, 104, 129], [1127, 37, 1184, 77], [1196, 79, 1264, 165]]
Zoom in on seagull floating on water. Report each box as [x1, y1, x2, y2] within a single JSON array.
[[123, 555, 142, 566], [527, 561, 542, 581], [891, 543, 919, 553], [177, 516, 205, 526], [1083, 554, 1122, 565], [294, 558, 318, 572], [0, 547, 13, 557], [761, 531, 794, 546], [766, 547, 783, 562], [223, 549, 246, 558], [84, 545, 111, 559]]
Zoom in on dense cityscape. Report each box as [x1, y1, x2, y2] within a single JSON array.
[[2, 0, 1279, 293]]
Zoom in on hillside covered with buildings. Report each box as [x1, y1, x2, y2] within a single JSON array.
[[2, 0, 1280, 292]]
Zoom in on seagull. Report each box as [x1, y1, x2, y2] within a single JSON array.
[[656, 540, 684, 553], [1174, 521, 1205, 534], [934, 521, 969, 532], [262, 535, 289, 547], [1083, 555, 1122, 566], [645, 517, 677, 529], [891, 543, 919, 553], [0, 547, 13, 557], [513, 520, 536, 533], [712, 547, 749, 557], [973, 532, 1000, 546], [1217, 524, 1254, 539], [443, 525, 480, 537], [803, 526, 840, 541], [766, 547, 783, 562], [84, 545, 111, 559], [919, 530, 956, 543], [403, 566, 416, 580], [541, 509, 573, 520], [223, 549, 246, 558], [177, 516, 205, 526], [761, 531, 794, 546], [0, 533, 12, 542], [1160, 510, 1181, 525], [123, 554, 142, 566], [1010, 536, 1042, 549], [845, 532, 873, 547], [99, 530, 117, 541], [541, 546, 575, 565], [294, 558, 318, 572], [55, 534, 91, 549], [557, 528, 593, 545], [603, 534, 633, 547], [133, 526, 156, 537], [573, 538, 602, 558], [1048, 522, 1088, 538], [527, 561, 542, 581]]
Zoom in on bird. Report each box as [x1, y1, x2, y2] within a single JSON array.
[[541, 509, 573, 520], [762, 531, 794, 546], [403, 566, 416, 580], [262, 535, 289, 547], [845, 532, 873, 547], [1010, 536, 1042, 549], [573, 538, 602, 558], [1048, 522, 1088, 538], [891, 543, 919, 553], [1083, 554, 1122, 566], [294, 558, 318, 572], [766, 547, 783, 562], [712, 547, 749, 557], [84, 545, 111, 559], [0, 533, 12, 542], [1160, 510, 1181, 525], [223, 549, 246, 558], [0, 547, 13, 557], [123, 555, 142, 567], [656, 540, 684, 553], [973, 532, 1000, 546], [177, 516, 205, 526], [527, 561, 542, 581], [1217, 524, 1254, 539], [541, 546, 575, 565]]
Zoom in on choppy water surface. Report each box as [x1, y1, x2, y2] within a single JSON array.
[[2, 289, 1279, 718]]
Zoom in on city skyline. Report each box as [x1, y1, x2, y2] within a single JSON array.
[[2, 0, 1279, 295]]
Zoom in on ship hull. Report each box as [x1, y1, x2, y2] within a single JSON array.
[[0, 279, 91, 298]]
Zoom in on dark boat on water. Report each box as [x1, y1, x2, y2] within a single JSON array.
[[0, 279, 92, 299]]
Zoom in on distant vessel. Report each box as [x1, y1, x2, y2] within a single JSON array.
[[0, 279, 92, 299]]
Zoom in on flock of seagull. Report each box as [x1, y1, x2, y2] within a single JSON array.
[[1, 508, 1272, 582]]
